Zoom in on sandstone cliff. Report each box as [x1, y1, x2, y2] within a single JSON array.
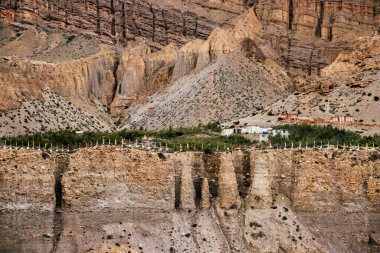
[[121, 10, 290, 130], [255, 0, 380, 76], [112, 40, 179, 116], [0, 26, 115, 135], [1, 0, 378, 77], [321, 35, 380, 82], [0, 27, 116, 111], [237, 34, 380, 135], [0, 149, 56, 212], [0, 0, 245, 47], [0, 148, 379, 252], [1, 1, 380, 135]]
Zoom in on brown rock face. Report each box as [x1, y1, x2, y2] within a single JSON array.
[[122, 10, 289, 130], [217, 153, 241, 209], [115, 42, 151, 99], [111, 40, 179, 116], [256, 0, 380, 41], [322, 35, 380, 79], [255, 0, 380, 76], [0, 148, 379, 252], [241, 33, 380, 132], [0, 27, 116, 111], [171, 39, 204, 82], [0, 150, 56, 212], [1, 0, 378, 77], [0, 0, 244, 47], [63, 148, 175, 211]]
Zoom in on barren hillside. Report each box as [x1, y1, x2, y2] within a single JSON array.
[[123, 53, 288, 130], [0, 1, 379, 135], [232, 35, 380, 135]]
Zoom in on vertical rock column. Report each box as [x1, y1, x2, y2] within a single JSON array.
[[217, 153, 240, 209], [201, 178, 211, 209], [248, 151, 273, 208], [179, 154, 196, 209]]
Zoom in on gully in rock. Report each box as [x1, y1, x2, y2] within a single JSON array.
[[51, 156, 68, 253]]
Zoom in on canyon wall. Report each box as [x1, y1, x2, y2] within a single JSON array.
[[1, 1, 380, 134], [255, 0, 380, 76], [0, 36, 116, 111], [0, 0, 245, 48], [256, 0, 380, 41], [1, 0, 379, 76], [1, 148, 379, 252], [61, 148, 380, 213], [0, 149, 56, 212]]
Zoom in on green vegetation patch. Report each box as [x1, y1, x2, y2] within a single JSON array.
[[271, 124, 380, 147], [0, 122, 251, 151]]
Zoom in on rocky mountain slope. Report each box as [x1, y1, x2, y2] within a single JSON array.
[[123, 53, 288, 130], [1, 0, 379, 76], [233, 34, 380, 135], [0, 148, 379, 252], [0, 9, 291, 135], [0, 25, 115, 135], [255, 0, 380, 76], [0, 25, 115, 111], [121, 10, 290, 130], [0, 1, 379, 135]]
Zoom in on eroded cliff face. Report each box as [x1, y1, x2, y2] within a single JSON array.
[[1, 2, 380, 135], [0, 26, 116, 135], [111, 40, 179, 116], [0, 30, 116, 111], [0, 0, 245, 48], [0, 149, 56, 212], [1, 148, 379, 252], [256, 0, 380, 41], [255, 0, 380, 76], [121, 10, 290, 130], [1, 0, 378, 77], [239, 33, 380, 134]]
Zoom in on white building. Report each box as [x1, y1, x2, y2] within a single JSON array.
[[221, 125, 273, 136], [330, 115, 354, 125]]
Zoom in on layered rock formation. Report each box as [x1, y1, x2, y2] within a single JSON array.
[[0, 149, 56, 212], [0, 26, 115, 135], [255, 0, 380, 76], [0, 148, 379, 252], [0, 27, 115, 111], [256, 0, 380, 42], [0, 0, 245, 47], [321, 35, 380, 84], [171, 39, 203, 82], [111, 40, 179, 116], [236, 34, 380, 134], [1, 1, 380, 135], [121, 10, 290, 130], [1, 0, 378, 77]]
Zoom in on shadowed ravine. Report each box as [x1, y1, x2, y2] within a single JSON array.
[[52, 156, 69, 253]]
